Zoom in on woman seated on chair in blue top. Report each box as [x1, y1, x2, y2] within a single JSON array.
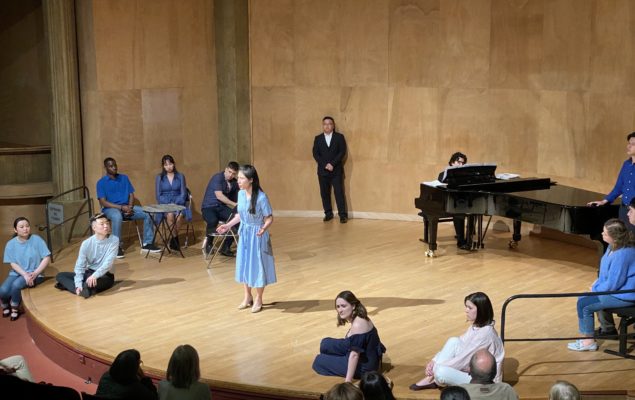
[[313, 290, 386, 382], [155, 155, 189, 251], [568, 218, 635, 352]]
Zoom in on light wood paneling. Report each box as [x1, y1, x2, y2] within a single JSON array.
[[23, 218, 635, 399]]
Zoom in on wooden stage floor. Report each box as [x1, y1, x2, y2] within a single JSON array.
[[23, 217, 635, 399]]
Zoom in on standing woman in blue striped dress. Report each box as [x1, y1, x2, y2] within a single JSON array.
[[217, 164, 276, 313]]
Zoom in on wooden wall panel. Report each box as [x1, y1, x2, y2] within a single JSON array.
[[78, 0, 217, 213], [250, 0, 635, 215]]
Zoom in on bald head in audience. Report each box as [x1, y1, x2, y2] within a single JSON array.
[[469, 348, 497, 384]]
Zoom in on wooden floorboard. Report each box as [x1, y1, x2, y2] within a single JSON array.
[[23, 217, 635, 399]]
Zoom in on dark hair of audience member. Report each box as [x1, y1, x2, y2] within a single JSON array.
[[441, 386, 471, 400], [359, 371, 395, 400], [464, 292, 494, 327], [166, 344, 201, 389], [549, 380, 580, 400], [109, 349, 142, 385], [12, 217, 30, 239], [322, 382, 363, 400], [335, 290, 369, 326], [604, 218, 635, 249], [448, 152, 467, 165]]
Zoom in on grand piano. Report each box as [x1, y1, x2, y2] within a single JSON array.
[[414, 165, 619, 257]]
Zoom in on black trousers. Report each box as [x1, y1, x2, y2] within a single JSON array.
[[202, 205, 236, 250], [318, 174, 347, 218], [56, 270, 114, 298]]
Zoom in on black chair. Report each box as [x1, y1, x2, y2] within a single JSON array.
[[603, 306, 635, 360]]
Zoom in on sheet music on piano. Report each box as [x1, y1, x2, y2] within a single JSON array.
[[423, 180, 446, 188]]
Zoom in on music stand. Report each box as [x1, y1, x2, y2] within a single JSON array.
[[441, 163, 497, 188]]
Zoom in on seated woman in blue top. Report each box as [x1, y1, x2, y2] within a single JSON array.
[[569, 218, 635, 351], [1, 217, 50, 321], [155, 155, 188, 251], [313, 290, 386, 382]]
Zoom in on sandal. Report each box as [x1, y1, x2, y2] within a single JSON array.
[[10, 308, 20, 321], [2, 308, 9, 318]]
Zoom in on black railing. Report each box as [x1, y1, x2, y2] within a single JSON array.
[[500, 289, 635, 343], [42, 186, 94, 262]]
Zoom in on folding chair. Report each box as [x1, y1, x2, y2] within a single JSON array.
[[122, 215, 142, 249], [181, 188, 196, 248], [603, 306, 635, 360], [205, 213, 238, 269]]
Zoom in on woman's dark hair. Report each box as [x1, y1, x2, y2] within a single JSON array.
[[448, 152, 467, 165], [604, 218, 634, 250], [335, 290, 369, 326], [160, 154, 178, 176], [465, 292, 494, 327], [109, 349, 141, 385], [359, 371, 395, 400], [12, 217, 30, 239], [440, 386, 471, 400], [240, 165, 262, 215], [166, 344, 200, 389]]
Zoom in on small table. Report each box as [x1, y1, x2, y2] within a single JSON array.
[[142, 204, 186, 262]]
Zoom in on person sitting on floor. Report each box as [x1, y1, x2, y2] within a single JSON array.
[[55, 213, 118, 298], [158, 344, 210, 400], [459, 349, 518, 400], [1, 217, 50, 321], [96, 349, 157, 400], [410, 292, 504, 390], [97, 157, 161, 258]]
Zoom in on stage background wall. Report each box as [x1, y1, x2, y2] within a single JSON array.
[[250, 0, 635, 216], [76, 0, 218, 217]]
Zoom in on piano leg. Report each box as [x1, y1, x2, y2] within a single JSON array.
[[423, 216, 429, 243], [509, 219, 522, 248], [425, 217, 439, 257]]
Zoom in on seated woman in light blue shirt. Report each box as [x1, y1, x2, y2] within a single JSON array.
[[155, 155, 189, 251], [1, 217, 51, 321]]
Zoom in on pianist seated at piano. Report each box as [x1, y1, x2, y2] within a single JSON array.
[[587, 131, 635, 231], [438, 152, 469, 250], [568, 218, 635, 351]]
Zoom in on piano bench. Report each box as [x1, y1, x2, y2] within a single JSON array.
[[603, 306, 635, 360]]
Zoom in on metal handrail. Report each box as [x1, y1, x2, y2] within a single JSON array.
[[42, 186, 94, 262], [500, 289, 635, 343]]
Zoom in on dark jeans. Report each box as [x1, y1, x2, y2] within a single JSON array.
[[202, 205, 237, 251], [318, 174, 347, 218], [56, 270, 114, 298]]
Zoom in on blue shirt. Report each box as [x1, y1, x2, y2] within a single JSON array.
[[605, 159, 635, 205], [201, 172, 238, 209], [593, 246, 635, 302], [3, 235, 50, 277], [155, 172, 187, 205], [96, 174, 135, 206]]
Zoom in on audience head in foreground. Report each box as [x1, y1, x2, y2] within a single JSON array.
[[159, 344, 211, 400], [440, 386, 471, 400], [359, 371, 395, 400], [322, 382, 364, 400], [549, 381, 580, 400], [458, 349, 518, 400]]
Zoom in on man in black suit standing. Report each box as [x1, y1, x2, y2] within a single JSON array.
[[313, 116, 348, 223]]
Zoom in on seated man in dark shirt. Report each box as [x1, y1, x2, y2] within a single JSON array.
[[439, 152, 469, 250], [201, 161, 239, 256]]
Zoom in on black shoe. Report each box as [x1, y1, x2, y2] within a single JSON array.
[[80, 287, 93, 299], [169, 237, 180, 251], [54, 282, 65, 291], [323, 214, 334, 222], [409, 382, 439, 391], [116, 247, 125, 259], [204, 239, 213, 255], [595, 327, 618, 338], [220, 249, 236, 257], [142, 243, 162, 253], [459, 243, 473, 251], [339, 216, 348, 223]]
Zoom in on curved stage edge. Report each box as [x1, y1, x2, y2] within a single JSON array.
[[21, 217, 635, 400]]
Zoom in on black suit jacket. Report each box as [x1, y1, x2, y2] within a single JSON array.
[[312, 131, 347, 176]]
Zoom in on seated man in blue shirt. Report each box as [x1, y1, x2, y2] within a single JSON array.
[[201, 161, 239, 256], [97, 157, 160, 258], [588, 131, 635, 231], [55, 213, 119, 298]]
